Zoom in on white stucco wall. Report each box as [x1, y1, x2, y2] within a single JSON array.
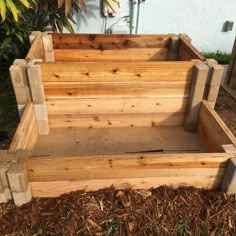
[[75, 0, 236, 53]]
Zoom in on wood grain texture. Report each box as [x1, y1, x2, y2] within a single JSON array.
[[198, 100, 236, 152], [25, 35, 45, 61], [178, 37, 206, 61], [20, 153, 229, 182], [8, 103, 37, 153], [51, 33, 173, 49], [32, 127, 205, 157], [30, 175, 224, 197], [54, 48, 168, 62], [46, 97, 188, 115], [48, 112, 185, 128], [39, 61, 196, 82], [44, 81, 190, 99]]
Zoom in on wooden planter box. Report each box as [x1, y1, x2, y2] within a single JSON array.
[[1, 32, 236, 206]]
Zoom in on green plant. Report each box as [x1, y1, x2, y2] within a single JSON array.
[[24, 0, 87, 33], [106, 220, 119, 236], [177, 224, 188, 236], [203, 50, 231, 65], [0, 0, 30, 22], [0, 12, 30, 70]]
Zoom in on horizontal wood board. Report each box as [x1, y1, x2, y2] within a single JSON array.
[[198, 100, 236, 152], [51, 33, 173, 49], [54, 48, 168, 62]]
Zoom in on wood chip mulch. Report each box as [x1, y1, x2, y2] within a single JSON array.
[[0, 186, 236, 235]]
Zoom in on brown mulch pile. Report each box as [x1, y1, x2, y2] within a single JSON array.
[[0, 186, 236, 235], [215, 88, 236, 136]]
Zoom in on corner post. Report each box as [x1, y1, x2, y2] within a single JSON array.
[[42, 32, 55, 62], [167, 35, 180, 61], [9, 59, 31, 117], [205, 59, 224, 108], [0, 163, 12, 203], [221, 145, 236, 194], [7, 163, 32, 206], [27, 60, 49, 135], [184, 61, 209, 132]]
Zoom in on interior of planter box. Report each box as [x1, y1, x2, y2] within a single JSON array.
[[33, 126, 206, 157], [51, 33, 206, 62], [27, 33, 209, 158]]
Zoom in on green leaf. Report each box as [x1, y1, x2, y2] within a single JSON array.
[[16, 33, 24, 43], [0, 36, 11, 49], [18, 0, 30, 8], [65, 0, 71, 15], [0, 0, 6, 21], [6, 0, 19, 21]]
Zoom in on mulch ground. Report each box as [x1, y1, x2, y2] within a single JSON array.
[[215, 88, 236, 136], [0, 186, 236, 236]]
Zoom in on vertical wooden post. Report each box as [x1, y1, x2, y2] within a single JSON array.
[[42, 32, 55, 62], [221, 145, 236, 194], [27, 60, 49, 135], [7, 163, 32, 206], [0, 162, 12, 203], [184, 61, 209, 132], [167, 35, 180, 61], [204, 59, 224, 108], [9, 59, 31, 117]]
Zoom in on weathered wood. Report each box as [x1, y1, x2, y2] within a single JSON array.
[[204, 59, 224, 108], [184, 61, 209, 131], [221, 157, 236, 194], [12, 184, 32, 206], [8, 103, 36, 153], [167, 35, 180, 60], [27, 61, 49, 135], [39, 61, 196, 82], [20, 153, 229, 182], [7, 163, 29, 192], [198, 100, 236, 152], [178, 37, 206, 61], [54, 48, 168, 62], [42, 33, 55, 62], [46, 97, 188, 115], [48, 112, 185, 128], [44, 81, 190, 99], [51, 33, 173, 49]]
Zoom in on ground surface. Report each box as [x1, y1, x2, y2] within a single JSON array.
[[0, 186, 236, 235], [215, 88, 236, 136]]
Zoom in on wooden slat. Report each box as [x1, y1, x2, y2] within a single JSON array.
[[20, 153, 230, 182], [198, 100, 236, 152], [48, 112, 185, 128], [51, 33, 173, 49], [39, 61, 196, 82], [54, 48, 168, 62], [8, 103, 36, 153], [30, 175, 224, 197], [26, 123, 38, 151], [178, 37, 206, 61], [26, 35, 45, 61], [46, 97, 188, 115], [44, 81, 190, 99]]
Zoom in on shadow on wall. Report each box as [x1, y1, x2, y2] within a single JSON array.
[[75, 0, 100, 30]]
